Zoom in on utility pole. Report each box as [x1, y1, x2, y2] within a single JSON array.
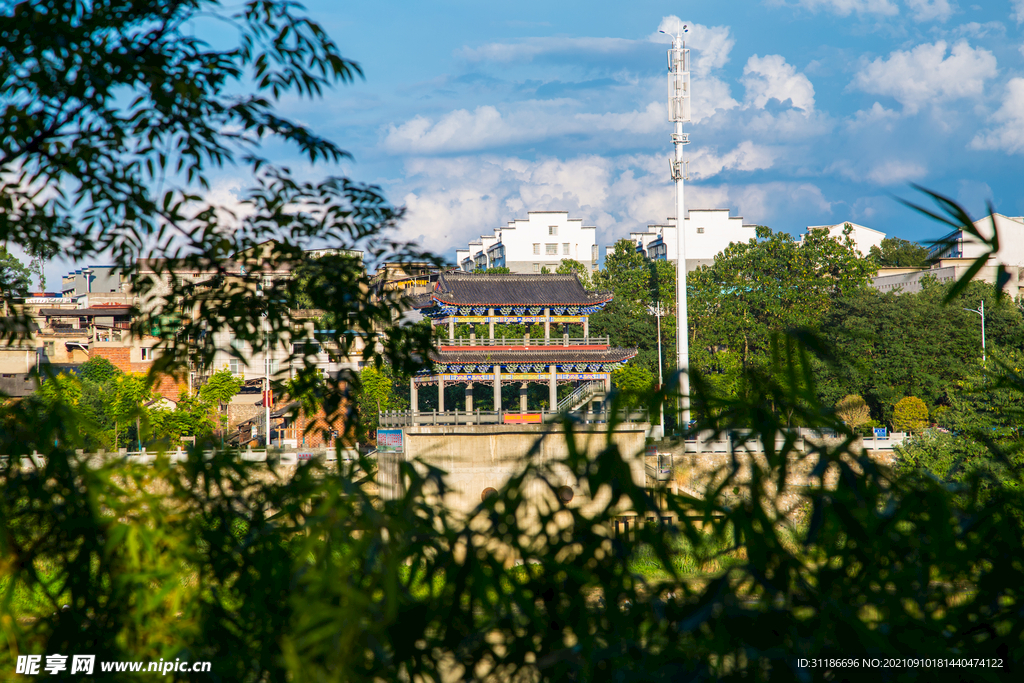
[[661, 24, 691, 428], [647, 302, 666, 440], [964, 299, 986, 362]]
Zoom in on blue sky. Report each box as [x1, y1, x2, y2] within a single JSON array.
[[34, 0, 1024, 283]]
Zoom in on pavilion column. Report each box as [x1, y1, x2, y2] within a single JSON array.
[[544, 307, 550, 342], [493, 365, 501, 414], [583, 315, 589, 340], [410, 378, 418, 415], [465, 382, 474, 412], [519, 382, 529, 413], [549, 365, 557, 411], [448, 316, 455, 342], [488, 308, 495, 341], [438, 377, 445, 413]]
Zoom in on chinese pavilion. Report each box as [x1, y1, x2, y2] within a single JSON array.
[[412, 273, 637, 417]]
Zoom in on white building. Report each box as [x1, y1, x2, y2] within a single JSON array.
[[872, 213, 1024, 297], [799, 221, 885, 256], [614, 209, 757, 271], [455, 211, 599, 274]]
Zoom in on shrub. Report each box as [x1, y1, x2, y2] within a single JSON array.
[[894, 395, 929, 433], [835, 393, 869, 428]]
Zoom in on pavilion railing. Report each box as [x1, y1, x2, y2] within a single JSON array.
[[436, 336, 610, 347], [378, 407, 648, 427], [557, 381, 605, 412]]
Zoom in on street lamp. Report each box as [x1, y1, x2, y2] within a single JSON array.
[[964, 299, 986, 362], [647, 301, 666, 440]]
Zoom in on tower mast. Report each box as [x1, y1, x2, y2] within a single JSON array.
[[664, 26, 691, 427]]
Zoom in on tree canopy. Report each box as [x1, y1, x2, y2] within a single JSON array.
[[869, 236, 932, 268]]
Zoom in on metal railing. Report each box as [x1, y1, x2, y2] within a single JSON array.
[[437, 336, 609, 347], [2, 446, 361, 469], [378, 407, 649, 427], [675, 429, 909, 453], [557, 381, 605, 412]]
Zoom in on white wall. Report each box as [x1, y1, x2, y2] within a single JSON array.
[[800, 222, 885, 256], [614, 209, 757, 270], [457, 211, 598, 273]]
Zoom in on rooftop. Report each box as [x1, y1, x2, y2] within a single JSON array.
[[430, 273, 611, 307]]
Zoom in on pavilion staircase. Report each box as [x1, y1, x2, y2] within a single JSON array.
[[557, 381, 606, 414]]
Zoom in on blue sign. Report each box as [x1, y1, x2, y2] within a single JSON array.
[[873, 427, 887, 438]]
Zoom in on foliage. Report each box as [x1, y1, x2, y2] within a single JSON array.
[[868, 236, 932, 268], [589, 240, 676, 383], [357, 363, 407, 436], [555, 258, 591, 289], [148, 393, 217, 445], [38, 372, 82, 408], [199, 369, 245, 408], [611, 364, 654, 408], [0, 0, 437, 430], [0, 245, 30, 299], [813, 279, 1023, 422], [77, 357, 122, 385], [6, 0, 1024, 677], [893, 395, 928, 433], [834, 393, 869, 428], [689, 224, 874, 396]]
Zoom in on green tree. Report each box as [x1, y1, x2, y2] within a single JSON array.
[[0, 245, 30, 299], [109, 374, 151, 449], [38, 372, 82, 407], [868, 236, 932, 267], [78, 356, 123, 384], [893, 395, 928, 433], [611, 364, 654, 408], [357, 363, 407, 436], [555, 258, 591, 289], [813, 279, 1023, 421], [835, 393, 869, 429], [689, 224, 874, 395], [199, 368, 245, 434]]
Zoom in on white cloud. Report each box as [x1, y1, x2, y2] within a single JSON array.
[[390, 153, 832, 255], [689, 141, 778, 179], [742, 55, 816, 112], [905, 0, 956, 22], [458, 36, 635, 63], [1013, 0, 1024, 24], [690, 75, 740, 123], [383, 101, 664, 154], [866, 160, 927, 184], [852, 40, 997, 113], [970, 77, 1024, 154], [848, 102, 900, 129], [772, 0, 899, 16]]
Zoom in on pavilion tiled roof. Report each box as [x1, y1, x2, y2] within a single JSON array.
[[430, 273, 612, 307], [428, 348, 636, 364]]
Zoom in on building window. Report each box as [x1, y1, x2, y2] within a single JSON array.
[[141, 348, 152, 361], [533, 263, 540, 272], [545, 243, 557, 255], [230, 335, 244, 351], [266, 358, 279, 375], [229, 359, 241, 375], [697, 227, 704, 233], [533, 243, 540, 255], [548, 226, 558, 236], [562, 243, 570, 255], [44, 341, 54, 356]]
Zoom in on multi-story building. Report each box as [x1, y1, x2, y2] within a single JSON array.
[[615, 209, 757, 271], [799, 221, 885, 256], [871, 213, 1024, 297], [455, 211, 599, 274]]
